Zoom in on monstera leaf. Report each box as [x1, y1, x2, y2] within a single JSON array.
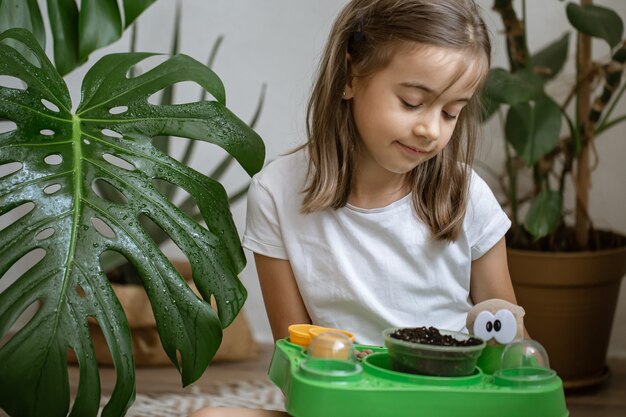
[[0, 0, 157, 76], [0, 28, 264, 417]]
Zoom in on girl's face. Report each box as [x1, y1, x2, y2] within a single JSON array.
[[345, 43, 483, 179]]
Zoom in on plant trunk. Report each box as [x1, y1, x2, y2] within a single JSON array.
[[575, 0, 592, 248], [492, 0, 529, 71]]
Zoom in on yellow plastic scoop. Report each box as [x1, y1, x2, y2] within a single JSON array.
[[287, 324, 356, 347], [288, 324, 321, 347]]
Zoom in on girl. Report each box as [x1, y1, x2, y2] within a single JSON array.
[[192, 0, 521, 415]]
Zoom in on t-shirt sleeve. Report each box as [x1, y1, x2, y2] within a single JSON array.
[[242, 176, 289, 259], [466, 171, 511, 260]]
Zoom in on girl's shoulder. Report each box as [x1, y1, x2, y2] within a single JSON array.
[[465, 168, 510, 222], [466, 168, 497, 200]]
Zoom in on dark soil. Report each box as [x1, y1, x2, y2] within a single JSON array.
[[389, 326, 482, 347]]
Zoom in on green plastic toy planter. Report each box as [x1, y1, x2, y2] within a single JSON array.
[[268, 339, 569, 417]]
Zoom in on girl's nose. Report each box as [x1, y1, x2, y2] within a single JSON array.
[[412, 112, 439, 142]]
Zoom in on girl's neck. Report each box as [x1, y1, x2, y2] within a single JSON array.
[[348, 164, 411, 209]]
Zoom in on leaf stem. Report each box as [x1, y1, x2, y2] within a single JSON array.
[[597, 83, 626, 129], [596, 113, 626, 135]]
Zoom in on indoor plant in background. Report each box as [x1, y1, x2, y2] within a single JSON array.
[[484, 0, 626, 388], [0, 27, 263, 417]]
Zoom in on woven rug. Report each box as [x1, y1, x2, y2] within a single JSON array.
[[106, 379, 286, 417], [1, 379, 285, 417]]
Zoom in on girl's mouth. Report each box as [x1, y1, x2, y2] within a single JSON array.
[[397, 141, 428, 156]]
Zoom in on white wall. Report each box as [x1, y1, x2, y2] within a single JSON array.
[[3, 0, 626, 357]]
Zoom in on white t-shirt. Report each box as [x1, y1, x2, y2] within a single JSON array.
[[243, 149, 511, 346]]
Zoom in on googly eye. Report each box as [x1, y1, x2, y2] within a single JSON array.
[[473, 310, 495, 341], [493, 309, 518, 344]]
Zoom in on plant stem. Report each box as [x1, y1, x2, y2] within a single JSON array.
[[595, 41, 626, 131], [598, 82, 626, 129], [562, 64, 604, 112], [492, 0, 529, 70], [521, 0, 531, 69], [596, 113, 626, 135], [575, 0, 593, 249], [499, 109, 520, 232], [492, 0, 529, 243]]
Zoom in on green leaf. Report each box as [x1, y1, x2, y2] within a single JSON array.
[[484, 68, 545, 106], [46, 0, 81, 76], [505, 95, 562, 166], [524, 190, 562, 239], [0, 0, 157, 75], [566, 3, 624, 49], [479, 90, 500, 122], [532, 32, 570, 80], [78, 0, 123, 61], [123, 0, 157, 28], [0, 28, 264, 416], [0, 0, 45, 48]]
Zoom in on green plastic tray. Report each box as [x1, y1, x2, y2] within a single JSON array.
[[268, 339, 569, 417]]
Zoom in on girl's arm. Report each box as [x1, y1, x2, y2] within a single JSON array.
[[469, 237, 529, 337], [469, 237, 516, 304], [254, 253, 311, 341]]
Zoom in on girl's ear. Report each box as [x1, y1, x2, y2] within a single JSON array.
[[343, 53, 355, 100]]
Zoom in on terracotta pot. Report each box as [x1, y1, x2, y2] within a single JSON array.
[[507, 246, 626, 389]]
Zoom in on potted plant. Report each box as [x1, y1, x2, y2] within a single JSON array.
[[0, 24, 264, 417], [483, 0, 626, 389]]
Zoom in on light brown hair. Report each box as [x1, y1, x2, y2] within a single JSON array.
[[301, 0, 491, 241]]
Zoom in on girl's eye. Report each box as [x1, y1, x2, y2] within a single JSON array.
[[400, 98, 421, 109], [443, 111, 458, 120]]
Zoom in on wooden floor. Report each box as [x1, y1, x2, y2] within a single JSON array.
[[75, 348, 626, 416], [565, 357, 626, 417]]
